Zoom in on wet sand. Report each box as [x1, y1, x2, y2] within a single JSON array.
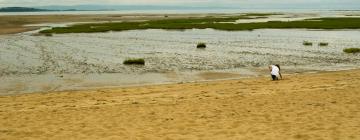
[[0, 29, 360, 95], [1, 28, 360, 94], [1, 69, 359, 139]]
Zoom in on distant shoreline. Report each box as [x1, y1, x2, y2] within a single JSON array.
[[0, 7, 114, 12]]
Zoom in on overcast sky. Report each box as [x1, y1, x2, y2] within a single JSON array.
[[0, 0, 360, 7]]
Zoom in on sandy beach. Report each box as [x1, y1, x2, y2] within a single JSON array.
[[0, 69, 359, 139], [1, 12, 360, 139]]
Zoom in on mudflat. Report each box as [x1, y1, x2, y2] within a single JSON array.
[[0, 69, 359, 139]]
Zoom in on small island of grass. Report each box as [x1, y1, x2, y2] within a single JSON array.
[[197, 43, 207, 49], [343, 48, 360, 53], [319, 42, 329, 46], [303, 41, 313, 46], [123, 58, 145, 65]]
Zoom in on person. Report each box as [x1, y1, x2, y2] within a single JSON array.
[[269, 64, 282, 80]]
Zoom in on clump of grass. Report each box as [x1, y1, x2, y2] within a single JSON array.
[[123, 58, 145, 65], [303, 41, 313, 46], [44, 33, 53, 37], [197, 43, 206, 49], [318, 42, 329, 46], [343, 48, 360, 53]]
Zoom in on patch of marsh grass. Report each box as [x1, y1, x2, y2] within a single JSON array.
[[343, 48, 360, 53], [40, 17, 360, 34], [318, 42, 329, 46], [197, 43, 206, 49], [123, 58, 145, 65], [303, 41, 313, 46]]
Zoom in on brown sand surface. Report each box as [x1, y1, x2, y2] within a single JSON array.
[[0, 69, 360, 139], [0, 14, 217, 35]]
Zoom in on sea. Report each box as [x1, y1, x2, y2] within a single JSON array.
[[0, 8, 352, 16]]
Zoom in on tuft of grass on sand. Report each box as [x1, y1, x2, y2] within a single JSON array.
[[343, 48, 360, 53], [303, 41, 313, 46], [123, 58, 145, 65], [197, 43, 207, 48], [318, 42, 329, 46]]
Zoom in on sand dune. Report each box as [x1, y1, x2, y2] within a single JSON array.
[[0, 69, 360, 139]]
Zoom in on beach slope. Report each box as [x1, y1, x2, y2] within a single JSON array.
[[0, 69, 359, 139]]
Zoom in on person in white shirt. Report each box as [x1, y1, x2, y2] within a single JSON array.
[[269, 64, 282, 80]]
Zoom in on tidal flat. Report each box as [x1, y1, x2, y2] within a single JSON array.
[[1, 28, 360, 94], [1, 12, 360, 94]]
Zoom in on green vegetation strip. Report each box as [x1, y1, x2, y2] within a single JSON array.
[[343, 48, 360, 53], [40, 16, 360, 34]]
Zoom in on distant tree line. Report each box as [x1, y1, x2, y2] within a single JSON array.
[[0, 7, 52, 12]]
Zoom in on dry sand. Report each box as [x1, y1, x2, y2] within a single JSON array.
[[0, 69, 359, 139]]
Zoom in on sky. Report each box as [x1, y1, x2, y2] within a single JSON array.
[[0, 0, 360, 8]]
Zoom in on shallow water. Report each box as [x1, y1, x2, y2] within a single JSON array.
[[0, 9, 342, 16], [1, 29, 360, 94]]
